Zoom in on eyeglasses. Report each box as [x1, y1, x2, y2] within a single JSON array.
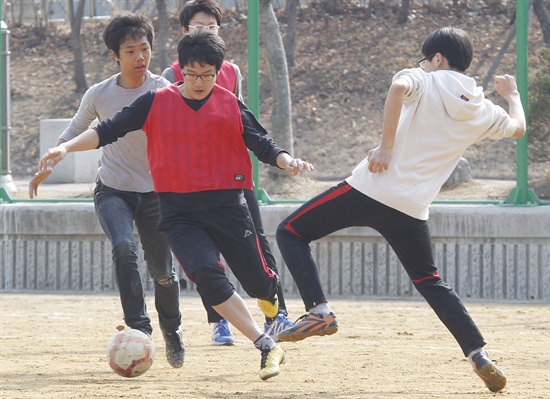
[[183, 73, 216, 82], [417, 54, 436, 69], [188, 25, 220, 33]]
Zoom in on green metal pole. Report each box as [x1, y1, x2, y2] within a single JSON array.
[[247, 1, 263, 199], [504, 0, 539, 205], [0, 14, 7, 202], [1, 15, 4, 193]]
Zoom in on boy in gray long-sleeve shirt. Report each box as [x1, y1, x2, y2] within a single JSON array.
[[29, 12, 185, 369]]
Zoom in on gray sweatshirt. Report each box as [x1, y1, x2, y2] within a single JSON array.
[[59, 71, 169, 192]]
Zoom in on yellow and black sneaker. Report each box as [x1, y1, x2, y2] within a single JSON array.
[[259, 345, 285, 381]]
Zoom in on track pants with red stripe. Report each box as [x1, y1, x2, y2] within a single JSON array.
[[276, 181, 486, 356]]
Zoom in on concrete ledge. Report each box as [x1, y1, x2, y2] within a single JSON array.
[[1, 202, 549, 302]]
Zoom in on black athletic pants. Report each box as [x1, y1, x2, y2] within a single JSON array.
[[276, 181, 486, 356], [160, 201, 279, 310]]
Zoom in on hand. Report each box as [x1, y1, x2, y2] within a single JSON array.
[[28, 166, 53, 199], [38, 146, 67, 171], [366, 145, 392, 174], [29, 147, 66, 199], [494, 74, 519, 98], [285, 158, 314, 176]]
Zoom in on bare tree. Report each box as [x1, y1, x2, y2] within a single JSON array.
[[35, 0, 48, 28], [397, 0, 410, 25], [259, 0, 293, 181], [68, 0, 87, 93], [154, 0, 169, 74], [533, 0, 550, 45], [283, 0, 298, 68], [132, 0, 147, 13]]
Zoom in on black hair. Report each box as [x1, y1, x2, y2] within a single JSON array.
[[421, 27, 473, 72], [102, 12, 154, 57], [179, 0, 223, 30], [178, 32, 225, 72]]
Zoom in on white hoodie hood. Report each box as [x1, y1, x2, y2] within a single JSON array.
[[433, 70, 485, 120]]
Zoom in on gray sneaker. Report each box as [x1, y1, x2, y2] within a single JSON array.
[[469, 350, 506, 392]]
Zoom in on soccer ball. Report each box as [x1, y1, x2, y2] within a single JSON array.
[[106, 328, 155, 378]]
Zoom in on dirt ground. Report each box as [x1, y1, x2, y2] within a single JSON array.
[[0, 293, 548, 399]]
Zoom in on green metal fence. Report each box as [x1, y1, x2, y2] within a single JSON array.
[[1, 1, 548, 206]]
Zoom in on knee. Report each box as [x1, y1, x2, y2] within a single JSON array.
[[276, 222, 293, 242], [111, 240, 138, 264], [154, 275, 177, 289], [194, 268, 234, 307]]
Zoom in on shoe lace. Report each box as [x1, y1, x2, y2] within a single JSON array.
[[260, 349, 270, 368], [293, 313, 310, 324], [221, 321, 230, 334]]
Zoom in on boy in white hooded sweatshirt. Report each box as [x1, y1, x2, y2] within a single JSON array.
[[276, 27, 526, 393]]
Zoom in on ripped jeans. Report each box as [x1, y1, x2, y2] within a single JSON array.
[[94, 179, 181, 335]]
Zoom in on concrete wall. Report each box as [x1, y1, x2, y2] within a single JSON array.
[[39, 119, 101, 183], [1, 203, 549, 302]]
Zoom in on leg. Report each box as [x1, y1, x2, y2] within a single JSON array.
[[276, 183, 373, 341], [94, 182, 151, 334], [134, 192, 181, 333], [244, 189, 288, 313], [198, 258, 235, 346], [213, 292, 285, 381], [134, 191, 184, 367], [372, 206, 505, 392], [163, 219, 282, 380], [372, 210, 486, 357], [276, 182, 366, 310], [209, 203, 279, 303], [244, 189, 294, 341]]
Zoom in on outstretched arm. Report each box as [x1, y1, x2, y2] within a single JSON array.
[[28, 137, 68, 198], [367, 77, 409, 174], [494, 74, 526, 139], [29, 129, 99, 198]]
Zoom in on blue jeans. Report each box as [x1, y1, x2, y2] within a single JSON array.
[[94, 179, 181, 335]]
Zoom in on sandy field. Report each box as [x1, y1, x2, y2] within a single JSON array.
[[0, 292, 548, 399]]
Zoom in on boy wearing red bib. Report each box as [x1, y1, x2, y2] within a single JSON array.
[[35, 32, 314, 381]]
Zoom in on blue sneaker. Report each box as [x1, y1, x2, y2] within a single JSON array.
[[264, 313, 295, 342], [212, 318, 235, 346]]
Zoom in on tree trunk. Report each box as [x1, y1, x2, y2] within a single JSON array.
[[397, 0, 410, 25], [68, 0, 87, 93], [533, 0, 550, 45], [154, 0, 169, 74], [132, 0, 147, 13], [259, 0, 293, 182], [283, 0, 298, 68]]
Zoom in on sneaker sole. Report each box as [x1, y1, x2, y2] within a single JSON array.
[[211, 340, 236, 347], [167, 357, 184, 368], [258, 298, 279, 319], [475, 363, 507, 392], [278, 325, 338, 342]]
